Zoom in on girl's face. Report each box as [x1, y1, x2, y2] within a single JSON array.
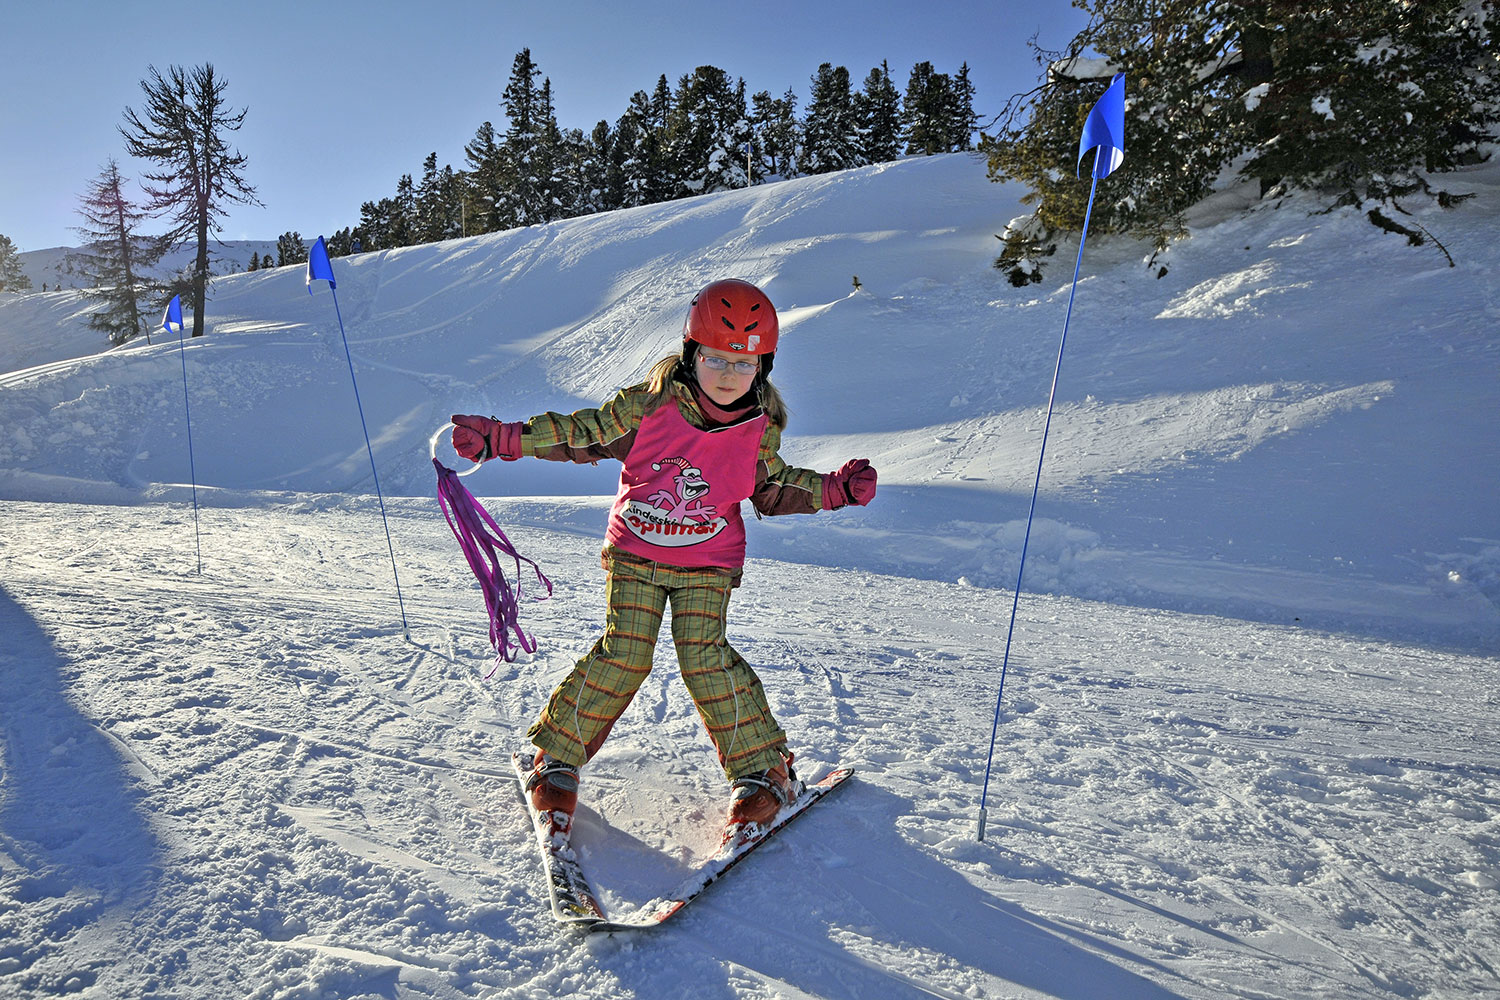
[[695, 346, 760, 406]]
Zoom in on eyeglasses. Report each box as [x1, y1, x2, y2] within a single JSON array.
[[698, 355, 759, 376]]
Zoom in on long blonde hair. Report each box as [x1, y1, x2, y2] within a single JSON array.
[[642, 352, 788, 429]]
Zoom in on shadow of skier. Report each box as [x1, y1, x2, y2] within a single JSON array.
[[0, 586, 162, 991], [591, 779, 1190, 1000]]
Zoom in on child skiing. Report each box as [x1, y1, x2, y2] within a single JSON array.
[[451, 278, 877, 836]]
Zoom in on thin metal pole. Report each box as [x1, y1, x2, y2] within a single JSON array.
[[976, 173, 1101, 841], [174, 319, 202, 574], [329, 286, 410, 639]]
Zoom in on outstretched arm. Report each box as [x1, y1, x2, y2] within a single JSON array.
[[452, 389, 648, 466], [750, 425, 877, 516]]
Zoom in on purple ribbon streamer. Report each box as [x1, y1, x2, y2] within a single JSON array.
[[434, 458, 552, 675]]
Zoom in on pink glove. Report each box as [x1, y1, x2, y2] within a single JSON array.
[[451, 414, 524, 462], [822, 458, 877, 510]]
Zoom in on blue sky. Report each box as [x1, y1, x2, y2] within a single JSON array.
[[1, 1, 1088, 252]]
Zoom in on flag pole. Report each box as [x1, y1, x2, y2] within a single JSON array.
[[163, 295, 202, 574], [308, 237, 410, 640], [976, 73, 1125, 842]]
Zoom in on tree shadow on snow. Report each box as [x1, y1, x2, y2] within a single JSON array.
[[589, 780, 1189, 1000], [0, 587, 162, 989]]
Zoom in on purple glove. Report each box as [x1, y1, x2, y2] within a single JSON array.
[[822, 458, 877, 510], [451, 414, 524, 462]]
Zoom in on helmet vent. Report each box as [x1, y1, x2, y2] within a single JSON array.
[[744, 321, 759, 332], [720, 317, 736, 329]]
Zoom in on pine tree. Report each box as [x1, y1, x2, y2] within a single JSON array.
[[411, 154, 467, 242], [804, 64, 862, 174], [119, 63, 259, 337], [751, 88, 801, 177], [276, 232, 306, 267], [1238, 1, 1500, 229], [610, 77, 680, 205], [586, 120, 618, 213], [248, 251, 260, 271], [982, 3, 1243, 283], [615, 96, 652, 208], [605, 118, 631, 211], [903, 61, 955, 155], [499, 49, 546, 225], [726, 79, 754, 188], [464, 121, 505, 234], [415, 152, 444, 243], [440, 167, 466, 238], [326, 227, 355, 256], [551, 126, 586, 216], [330, 51, 997, 237], [358, 199, 396, 251], [856, 61, 903, 164], [648, 74, 680, 201], [0, 235, 33, 293], [534, 78, 567, 221], [71, 159, 167, 344], [949, 62, 979, 151], [702, 77, 752, 192], [392, 174, 417, 246], [982, 1, 1499, 284], [667, 66, 747, 195]]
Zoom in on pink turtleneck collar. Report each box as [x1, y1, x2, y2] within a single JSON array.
[[689, 381, 758, 426]]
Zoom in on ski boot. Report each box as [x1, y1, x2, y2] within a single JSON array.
[[727, 752, 800, 830], [525, 751, 580, 836]]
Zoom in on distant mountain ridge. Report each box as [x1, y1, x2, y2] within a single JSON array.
[[17, 240, 281, 291]]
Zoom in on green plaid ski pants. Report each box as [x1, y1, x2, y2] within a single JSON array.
[[528, 550, 788, 780]]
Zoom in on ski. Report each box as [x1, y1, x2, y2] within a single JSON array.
[[514, 752, 854, 930], [589, 765, 855, 932], [511, 752, 607, 926], [514, 755, 854, 930]]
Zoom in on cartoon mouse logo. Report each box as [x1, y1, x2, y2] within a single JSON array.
[[646, 456, 718, 524]]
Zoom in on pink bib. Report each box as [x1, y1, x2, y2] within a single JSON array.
[[606, 402, 768, 569]]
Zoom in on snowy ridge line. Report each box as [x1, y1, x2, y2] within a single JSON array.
[[0, 354, 110, 389]]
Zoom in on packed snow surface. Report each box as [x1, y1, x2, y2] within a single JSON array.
[[1, 152, 1497, 999]]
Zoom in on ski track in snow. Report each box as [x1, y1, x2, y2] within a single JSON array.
[[1, 498, 1496, 999]]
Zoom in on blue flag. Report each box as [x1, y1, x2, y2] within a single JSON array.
[[307, 235, 335, 293], [1077, 72, 1126, 180], [162, 294, 183, 333]]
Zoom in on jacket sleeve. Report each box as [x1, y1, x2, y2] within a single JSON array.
[[750, 423, 825, 516], [521, 388, 643, 464]]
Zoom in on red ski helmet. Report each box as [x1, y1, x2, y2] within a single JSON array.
[[682, 279, 778, 355]]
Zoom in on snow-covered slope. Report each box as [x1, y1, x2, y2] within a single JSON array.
[[1, 153, 1497, 999], [3, 154, 1497, 644]]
